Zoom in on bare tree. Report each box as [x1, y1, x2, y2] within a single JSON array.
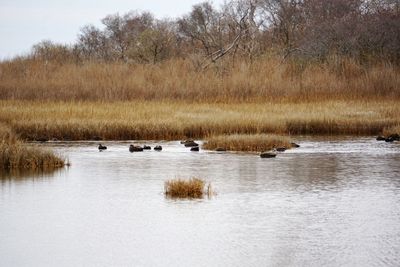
[[178, 2, 226, 56], [77, 25, 110, 61], [133, 19, 175, 64], [259, 0, 304, 57]]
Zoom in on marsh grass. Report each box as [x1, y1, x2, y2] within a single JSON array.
[[203, 134, 292, 152], [164, 177, 212, 199], [0, 124, 65, 171], [1, 56, 399, 139], [0, 57, 399, 101], [1, 100, 398, 141], [383, 125, 400, 136]]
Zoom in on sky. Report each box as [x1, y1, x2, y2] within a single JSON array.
[[0, 0, 225, 59]]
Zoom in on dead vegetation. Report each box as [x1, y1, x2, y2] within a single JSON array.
[[0, 124, 65, 171], [164, 177, 212, 199], [0, 99, 398, 141], [203, 134, 292, 152]]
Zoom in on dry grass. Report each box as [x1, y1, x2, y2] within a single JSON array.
[[0, 123, 65, 171], [203, 134, 292, 152], [1, 56, 399, 139], [0, 100, 398, 140], [164, 177, 211, 199], [0, 57, 399, 102], [383, 125, 400, 136]]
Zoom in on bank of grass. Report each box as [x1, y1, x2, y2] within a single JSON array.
[[0, 100, 399, 141], [1, 57, 399, 101], [164, 177, 211, 199], [203, 134, 292, 152], [0, 124, 65, 171]]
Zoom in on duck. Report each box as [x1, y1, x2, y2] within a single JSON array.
[[98, 144, 107, 151], [260, 151, 277, 158], [290, 142, 300, 148], [154, 145, 162, 151], [184, 141, 199, 147], [129, 145, 144, 152]]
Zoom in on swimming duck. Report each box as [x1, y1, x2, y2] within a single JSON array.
[[98, 144, 107, 151]]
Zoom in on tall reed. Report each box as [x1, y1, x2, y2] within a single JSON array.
[[0, 57, 399, 101]]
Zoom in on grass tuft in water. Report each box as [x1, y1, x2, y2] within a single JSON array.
[[164, 177, 212, 199], [203, 134, 292, 152]]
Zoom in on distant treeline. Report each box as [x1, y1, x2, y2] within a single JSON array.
[[11, 0, 400, 66]]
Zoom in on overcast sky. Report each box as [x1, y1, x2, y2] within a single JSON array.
[[0, 0, 225, 59]]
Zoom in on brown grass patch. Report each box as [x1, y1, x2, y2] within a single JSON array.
[[203, 134, 292, 152], [0, 123, 65, 171], [164, 177, 212, 199], [0, 100, 399, 141], [383, 125, 400, 136], [0, 57, 399, 102]]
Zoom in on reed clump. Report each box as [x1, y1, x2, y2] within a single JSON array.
[[164, 177, 211, 199], [0, 124, 65, 171], [203, 134, 292, 152]]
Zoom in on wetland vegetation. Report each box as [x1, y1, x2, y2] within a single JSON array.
[[203, 134, 292, 152], [164, 177, 212, 199], [1, 1, 400, 264], [0, 124, 65, 171], [0, 0, 399, 169]]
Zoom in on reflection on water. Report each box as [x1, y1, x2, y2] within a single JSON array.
[[0, 168, 66, 182], [1, 137, 399, 266]]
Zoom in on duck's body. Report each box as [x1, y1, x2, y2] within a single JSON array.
[[184, 141, 199, 147], [260, 151, 277, 158], [129, 145, 144, 152], [98, 144, 107, 151]]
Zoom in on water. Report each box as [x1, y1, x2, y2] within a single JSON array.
[[1, 138, 400, 266]]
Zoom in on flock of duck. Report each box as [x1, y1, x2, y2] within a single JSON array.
[[97, 133, 399, 157], [97, 140, 201, 153], [98, 140, 302, 158]]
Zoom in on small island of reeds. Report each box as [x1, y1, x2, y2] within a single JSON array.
[[164, 177, 212, 199], [203, 134, 292, 152]]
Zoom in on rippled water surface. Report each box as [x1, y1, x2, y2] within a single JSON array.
[[1, 137, 400, 266]]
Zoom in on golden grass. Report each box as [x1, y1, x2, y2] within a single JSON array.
[[0, 123, 65, 171], [164, 177, 211, 199], [0, 100, 399, 141], [0, 57, 399, 102], [1, 56, 399, 139], [203, 134, 292, 152], [383, 125, 400, 136]]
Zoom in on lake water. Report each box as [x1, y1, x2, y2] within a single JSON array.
[[1, 138, 400, 266]]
